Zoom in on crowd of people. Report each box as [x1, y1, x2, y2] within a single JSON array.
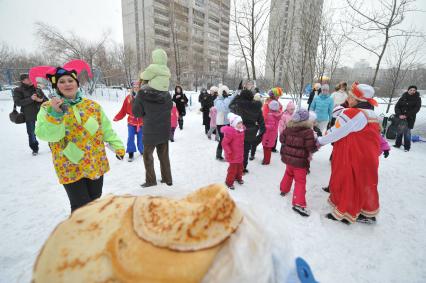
[[11, 48, 422, 224]]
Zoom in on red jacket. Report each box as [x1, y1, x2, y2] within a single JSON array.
[[171, 105, 179, 128], [221, 126, 245, 163], [114, 95, 143, 130], [280, 120, 317, 169]]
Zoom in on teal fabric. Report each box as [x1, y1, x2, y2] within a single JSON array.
[[311, 94, 334, 122], [140, 49, 171, 91]]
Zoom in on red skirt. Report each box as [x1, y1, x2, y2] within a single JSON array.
[[329, 123, 380, 223]]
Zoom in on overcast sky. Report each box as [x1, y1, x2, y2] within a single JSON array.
[[1, 0, 425, 68]]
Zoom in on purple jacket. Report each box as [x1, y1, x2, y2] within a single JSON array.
[[221, 125, 245, 163], [262, 111, 283, 148]]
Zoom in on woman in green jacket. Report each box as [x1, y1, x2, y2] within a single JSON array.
[[32, 60, 125, 212]]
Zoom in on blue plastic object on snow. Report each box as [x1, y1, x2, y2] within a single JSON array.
[[296, 257, 319, 283], [412, 135, 426, 142]]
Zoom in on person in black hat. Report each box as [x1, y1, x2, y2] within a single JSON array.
[[12, 73, 48, 155], [393, 85, 422, 152]]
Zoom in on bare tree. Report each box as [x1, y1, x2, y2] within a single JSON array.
[[265, 21, 286, 85], [114, 44, 137, 87], [231, 0, 271, 83], [282, 0, 320, 106], [35, 22, 110, 93], [315, 5, 344, 84], [344, 0, 420, 86], [383, 35, 423, 113]]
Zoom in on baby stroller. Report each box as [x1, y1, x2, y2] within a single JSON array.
[[384, 114, 398, 140]]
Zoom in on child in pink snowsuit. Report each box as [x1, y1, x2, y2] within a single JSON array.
[[262, 100, 283, 164], [278, 101, 295, 135], [207, 106, 220, 141], [221, 113, 245, 190], [170, 102, 179, 142], [380, 135, 390, 157]]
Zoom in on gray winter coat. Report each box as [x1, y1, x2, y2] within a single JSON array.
[[132, 85, 173, 145]]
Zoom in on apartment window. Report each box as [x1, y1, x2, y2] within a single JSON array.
[[209, 25, 219, 32], [195, 0, 205, 7], [209, 16, 220, 24], [154, 8, 169, 18], [193, 9, 205, 19], [208, 32, 219, 40], [155, 29, 170, 38], [194, 19, 204, 28]]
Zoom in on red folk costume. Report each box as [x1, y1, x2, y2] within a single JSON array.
[[318, 83, 381, 223], [114, 94, 143, 131]]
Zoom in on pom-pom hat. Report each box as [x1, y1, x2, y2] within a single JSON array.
[[292, 109, 310, 122], [268, 87, 283, 98], [227, 113, 243, 129], [269, 100, 280, 111]]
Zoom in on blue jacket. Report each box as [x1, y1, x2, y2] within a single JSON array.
[[311, 94, 333, 122], [214, 92, 237, 125]]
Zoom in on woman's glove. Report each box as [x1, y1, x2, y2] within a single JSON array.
[[383, 150, 389, 158]]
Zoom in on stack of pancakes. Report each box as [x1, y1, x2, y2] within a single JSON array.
[[32, 184, 243, 283]]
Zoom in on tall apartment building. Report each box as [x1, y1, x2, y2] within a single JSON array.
[[265, 0, 323, 92], [121, 0, 231, 89]]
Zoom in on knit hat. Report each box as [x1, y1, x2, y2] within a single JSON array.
[[350, 82, 378, 107], [210, 86, 219, 94], [268, 100, 280, 111], [218, 84, 230, 97], [268, 87, 283, 98], [227, 113, 242, 129], [408, 85, 417, 91], [321, 84, 330, 93], [286, 101, 295, 113], [19, 73, 29, 81], [140, 49, 171, 91], [292, 108, 309, 122], [29, 59, 93, 89]]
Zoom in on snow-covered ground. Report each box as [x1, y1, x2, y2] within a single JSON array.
[[1, 90, 426, 283]]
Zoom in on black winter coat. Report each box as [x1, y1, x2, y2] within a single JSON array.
[[199, 92, 215, 125], [172, 91, 188, 116], [229, 94, 265, 143], [13, 83, 48, 121], [133, 85, 173, 145], [395, 92, 422, 129], [307, 89, 321, 109]]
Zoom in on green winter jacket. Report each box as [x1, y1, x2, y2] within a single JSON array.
[[140, 49, 171, 91]]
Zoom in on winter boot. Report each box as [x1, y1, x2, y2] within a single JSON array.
[[280, 192, 287, 197], [32, 151, 39, 156], [237, 179, 244, 185], [292, 206, 310, 217], [227, 185, 235, 190], [178, 117, 184, 130], [326, 213, 350, 225], [356, 214, 376, 224], [141, 182, 157, 188], [322, 186, 330, 193], [128, 152, 134, 162], [249, 156, 255, 161], [243, 168, 249, 174]]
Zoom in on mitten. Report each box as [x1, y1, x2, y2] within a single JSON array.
[[383, 150, 389, 158], [116, 154, 124, 160]]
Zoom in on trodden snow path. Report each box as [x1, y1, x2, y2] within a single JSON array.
[[0, 94, 425, 283]]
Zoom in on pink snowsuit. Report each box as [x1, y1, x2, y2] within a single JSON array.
[[278, 101, 295, 135], [380, 135, 390, 154], [209, 107, 217, 128], [171, 105, 179, 128], [262, 111, 283, 164], [262, 111, 283, 148], [221, 125, 245, 187]]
